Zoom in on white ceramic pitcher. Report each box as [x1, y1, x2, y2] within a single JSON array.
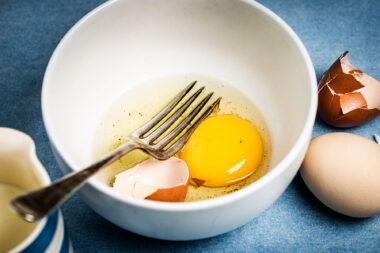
[[0, 128, 72, 253]]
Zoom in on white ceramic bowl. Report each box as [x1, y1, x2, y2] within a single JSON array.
[[42, 0, 317, 240]]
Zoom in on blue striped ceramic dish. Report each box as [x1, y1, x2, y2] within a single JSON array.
[[0, 128, 72, 253], [14, 211, 72, 253]]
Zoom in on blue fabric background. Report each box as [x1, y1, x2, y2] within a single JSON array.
[[0, 0, 379, 252]]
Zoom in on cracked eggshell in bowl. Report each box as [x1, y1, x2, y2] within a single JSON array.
[[113, 157, 189, 202], [317, 51, 380, 127], [301, 133, 380, 218]]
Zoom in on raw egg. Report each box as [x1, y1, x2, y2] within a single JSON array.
[[96, 76, 272, 201], [181, 114, 263, 187]]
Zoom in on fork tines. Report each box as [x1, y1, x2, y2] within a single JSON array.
[[131, 81, 221, 157]]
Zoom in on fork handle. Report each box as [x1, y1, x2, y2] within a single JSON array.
[[11, 141, 139, 222]]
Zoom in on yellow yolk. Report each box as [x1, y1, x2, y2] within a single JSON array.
[[181, 115, 263, 187]]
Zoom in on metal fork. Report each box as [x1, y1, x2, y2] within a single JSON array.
[[11, 81, 221, 222]]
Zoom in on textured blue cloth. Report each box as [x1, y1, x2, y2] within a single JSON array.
[[0, 0, 379, 252]]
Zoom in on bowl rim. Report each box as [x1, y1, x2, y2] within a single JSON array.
[[42, 0, 317, 212]]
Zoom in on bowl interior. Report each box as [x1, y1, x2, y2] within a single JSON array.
[[43, 0, 313, 189]]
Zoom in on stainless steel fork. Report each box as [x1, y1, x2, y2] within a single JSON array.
[[11, 81, 221, 222]]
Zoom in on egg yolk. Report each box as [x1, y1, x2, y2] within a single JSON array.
[[181, 114, 263, 187]]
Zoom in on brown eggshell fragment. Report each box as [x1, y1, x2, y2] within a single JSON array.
[[301, 133, 380, 218], [146, 183, 189, 202], [318, 51, 380, 127], [113, 157, 189, 202], [340, 93, 367, 114]]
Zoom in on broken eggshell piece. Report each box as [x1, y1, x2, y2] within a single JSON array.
[[318, 51, 380, 127], [113, 157, 189, 202]]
